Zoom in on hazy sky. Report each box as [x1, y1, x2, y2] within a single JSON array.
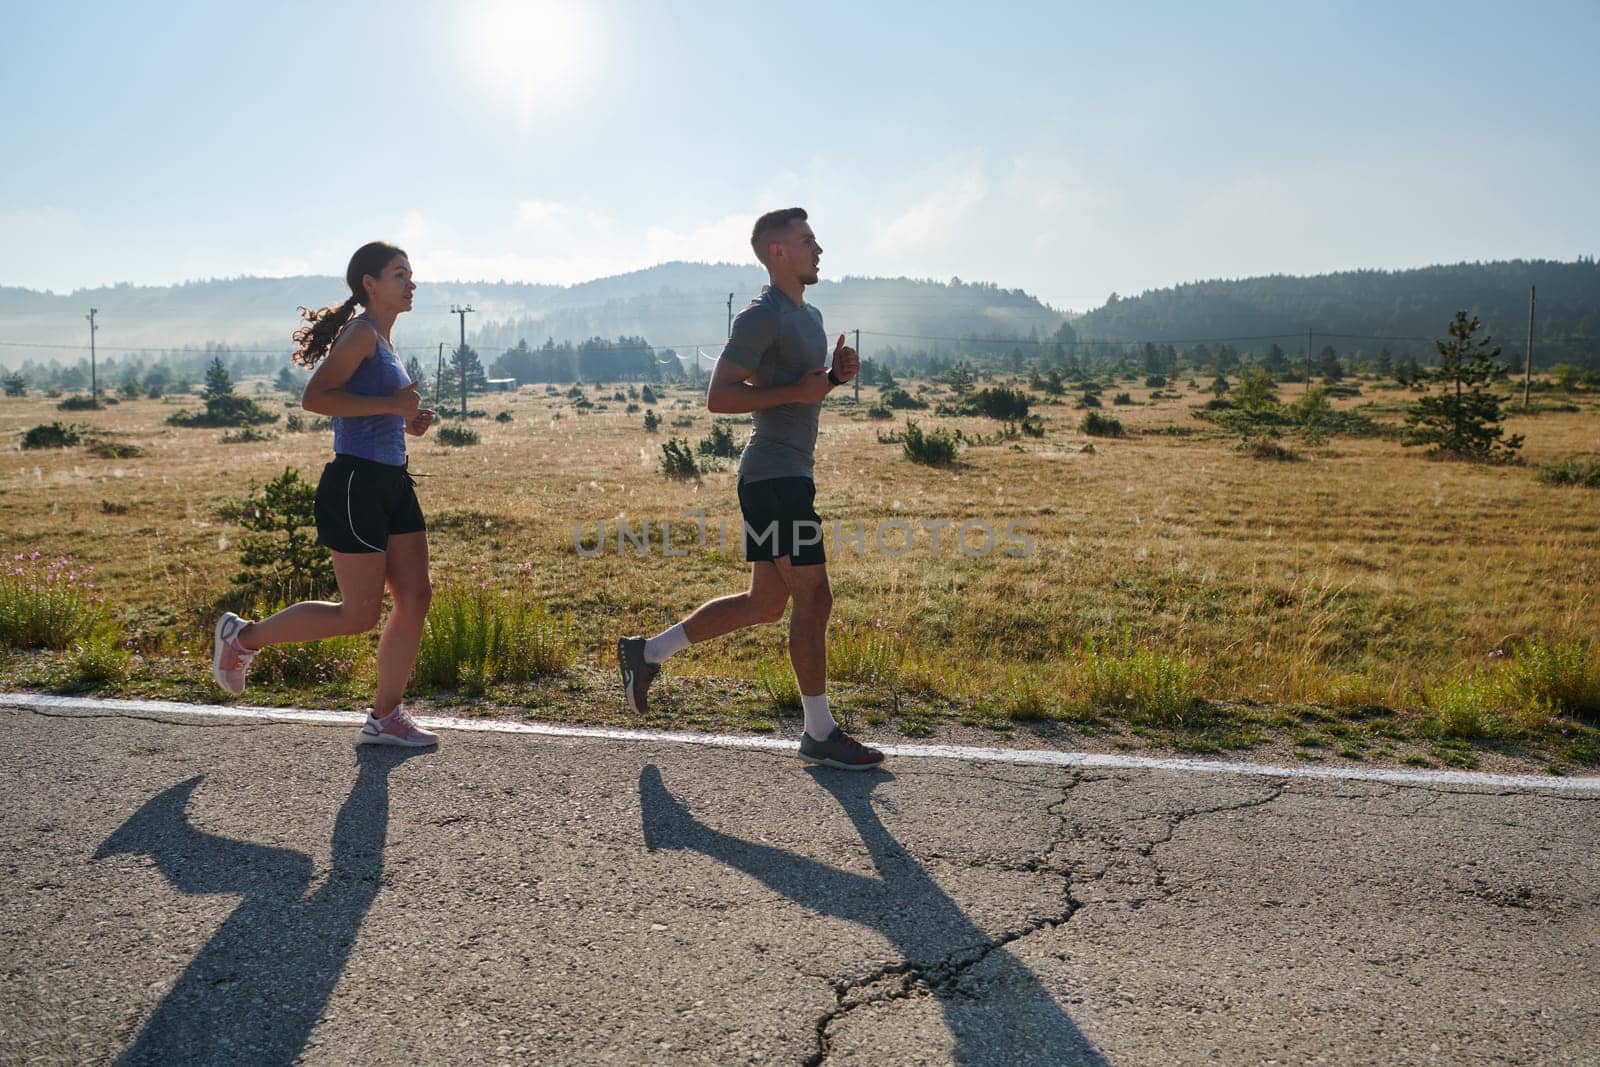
[[3, 0, 1597, 310]]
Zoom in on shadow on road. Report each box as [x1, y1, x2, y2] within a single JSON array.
[[93, 746, 428, 1066], [639, 763, 1106, 1066]]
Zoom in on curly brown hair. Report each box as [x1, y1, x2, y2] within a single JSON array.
[[291, 241, 407, 368]]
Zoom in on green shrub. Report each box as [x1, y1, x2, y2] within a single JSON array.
[[1079, 411, 1124, 437], [86, 440, 144, 459], [901, 419, 958, 466], [698, 420, 740, 458], [163, 357, 279, 427], [21, 421, 86, 449], [228, 468, 336, 605], [829, 621, 905, 686], [1076, 393, 1102, 408], [1065, 635, 1199, 725], [641, 385, 658, 404], [969, 386, 1031, 420], [1421, 638, 1600, 736], [660, 437, 700, 478], [866, 401, 893, 420], [0, 553, 110, 649], [1002, 666, 1054, 721], [1498, 639, 1600, 720], [756, 661, 802, 710], [166, 394, 279, 428], [495, 410, 513, 423], [56, 394, 103, 411], [1535, 458, 1600, 488], [438, 425, 479, 446], [881, 387, 928, 410], [252, 632, 371, 689], [220, 427, 277, 444], [1236, 438, 1299, 461], [63, 628, 131, 689], [1111, 392, 1133, 405], [413, 586, 572, 691]]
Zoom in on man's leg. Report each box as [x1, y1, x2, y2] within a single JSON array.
[[679, 562, 789, 645], [771, 555, 831, 701], [620, 563, 790, 714], [774, 555, 884, 770]]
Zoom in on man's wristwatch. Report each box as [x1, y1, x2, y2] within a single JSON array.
[[827, 368, 845, 386]]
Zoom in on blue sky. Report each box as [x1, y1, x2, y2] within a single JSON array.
[[2, 0, 1596, 309]]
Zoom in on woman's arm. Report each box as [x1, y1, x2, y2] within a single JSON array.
[[300, 323, 416, 418]]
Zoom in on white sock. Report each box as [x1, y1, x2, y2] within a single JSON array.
[[644, 623, 691, 665], [801, 693, 837, 740]]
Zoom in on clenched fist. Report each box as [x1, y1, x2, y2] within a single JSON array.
[[406, 408, 435, 437]]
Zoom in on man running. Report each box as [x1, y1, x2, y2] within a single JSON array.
[[618, 207, 884, 771]]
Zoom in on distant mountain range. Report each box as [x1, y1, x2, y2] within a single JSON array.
[[4, 258, 1596, 368], [1073, 259, 1599, 361], [0, 262, 1065, 365]]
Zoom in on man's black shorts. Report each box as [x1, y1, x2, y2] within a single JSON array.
[[738, 476, 825, 567], [314, 453, 426, 554]]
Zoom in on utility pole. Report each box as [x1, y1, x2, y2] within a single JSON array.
[[1305, 327, 1313, 394], [450, 305, 474, 419], [726, 292, 734, 338], [435, 341, 446, 408], [1523, 285, 1536, 407], [86, 308, 99, 400], [854, 328, 861, 403]]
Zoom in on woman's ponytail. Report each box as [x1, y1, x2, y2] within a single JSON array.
[[289, 241, 407, 369]]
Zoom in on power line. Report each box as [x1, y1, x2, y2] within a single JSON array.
[[5, 327, 1599, 358]]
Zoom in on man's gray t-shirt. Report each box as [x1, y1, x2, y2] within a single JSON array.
[[720, 285, 828, 484]]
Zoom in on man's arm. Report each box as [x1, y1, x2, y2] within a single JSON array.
[[706, 356, 830, 413]]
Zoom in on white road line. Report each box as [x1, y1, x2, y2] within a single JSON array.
[[5, 691, 1598, 795]]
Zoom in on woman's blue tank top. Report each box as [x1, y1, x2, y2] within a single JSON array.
[[330, 314, 410, 466]]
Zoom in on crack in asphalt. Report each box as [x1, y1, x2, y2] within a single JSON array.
[[805, 771, 1091, 1065]]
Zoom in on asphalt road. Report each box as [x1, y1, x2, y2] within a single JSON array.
[[2, 706, 1596, 1066]]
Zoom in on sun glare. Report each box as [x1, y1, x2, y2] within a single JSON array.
[[474, 0, 588, 116]]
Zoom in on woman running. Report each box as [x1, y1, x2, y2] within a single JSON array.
[[210, 240, 439, 747]]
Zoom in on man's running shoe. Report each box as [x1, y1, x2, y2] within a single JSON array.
[[211, 612, 256, 695], [617, 636, 660, 715], [357, 705, 439, 748], [798, 727, 886, 771]]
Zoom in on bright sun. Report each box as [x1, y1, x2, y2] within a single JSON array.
[[475, 0, 588, 115]]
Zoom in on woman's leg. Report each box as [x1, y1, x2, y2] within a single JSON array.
[[372, 531, 431, 718], [237, 551, 388, 650]]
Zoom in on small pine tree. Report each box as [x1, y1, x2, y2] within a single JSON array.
[[1232, 368, 1280, 412], [2, 372, 26, 397], [1403, 311, 1524, 462], [203, 356, 234, 405], [231, 467, 336, 604]]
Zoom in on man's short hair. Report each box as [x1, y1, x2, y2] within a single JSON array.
[[750, 207, 808, 264]]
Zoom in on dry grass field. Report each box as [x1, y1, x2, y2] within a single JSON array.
[[2, 374, 1597, 772]]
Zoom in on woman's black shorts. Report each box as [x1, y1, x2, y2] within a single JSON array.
[[314, 454, 426, 554], [738, 476, 826, 567]]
